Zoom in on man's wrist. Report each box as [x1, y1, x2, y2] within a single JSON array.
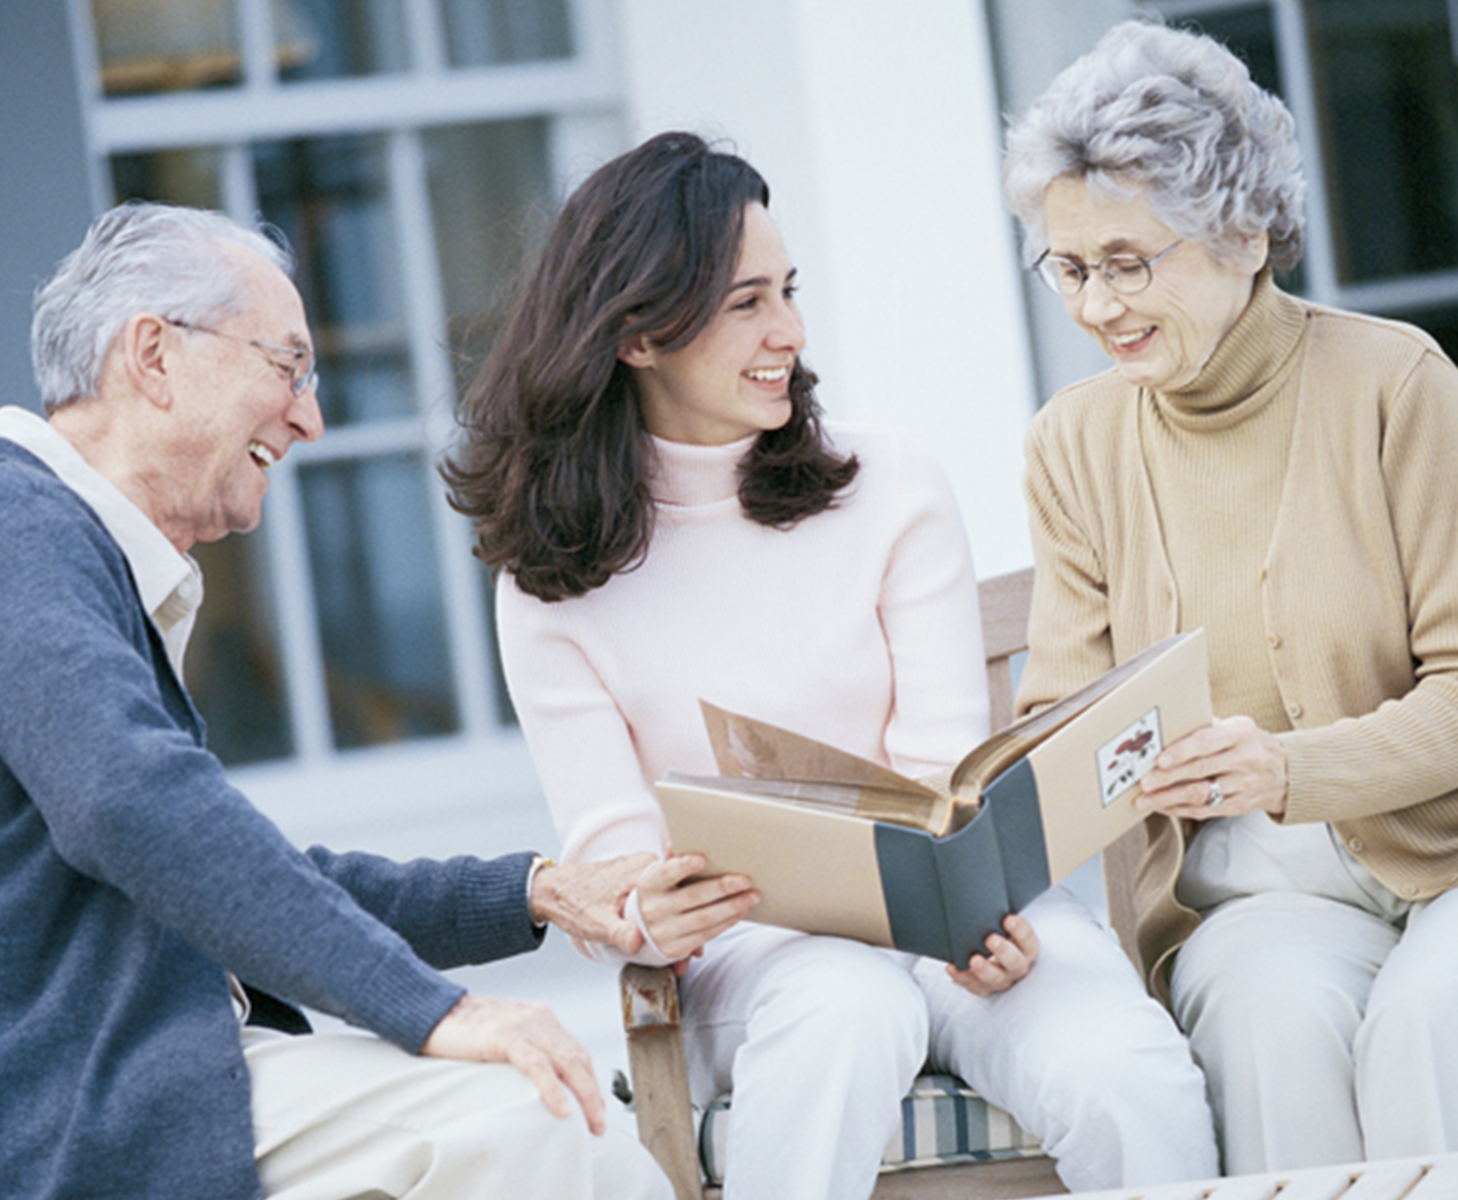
[[526, 854, 555, 929]]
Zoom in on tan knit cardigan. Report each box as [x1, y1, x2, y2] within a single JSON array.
[[1018, 273, 1458, 1001]]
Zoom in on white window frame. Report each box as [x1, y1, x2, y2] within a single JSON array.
[[65, 0, 628, 837], [1147, 0, 1458, 315]]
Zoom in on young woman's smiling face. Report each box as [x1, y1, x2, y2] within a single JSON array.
[[622, 202, 805, 445], [1042, 176, 1265, 392]]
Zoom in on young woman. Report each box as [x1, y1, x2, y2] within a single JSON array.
[[443, 131, 1215, 1198]]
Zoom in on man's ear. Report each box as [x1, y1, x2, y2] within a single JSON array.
[[119, 313, 177, 409], [617, 332, 656, 370]]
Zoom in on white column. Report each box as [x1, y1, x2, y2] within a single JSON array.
[[614, 0, 1037, 574]]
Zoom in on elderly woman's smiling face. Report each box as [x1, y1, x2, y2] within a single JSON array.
[[1043, 175, 1267, 392]]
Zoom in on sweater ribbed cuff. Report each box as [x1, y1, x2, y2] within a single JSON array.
[[347, 950, 467, 1053]]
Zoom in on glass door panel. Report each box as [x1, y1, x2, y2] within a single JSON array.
[[254, 135, 415, 428], [423, 119, 556, 389], [188, 533, 295, 764], [300, 453, 460, 748], [279, 0, 410, 80], [438, 0, 573, 67], [111, 147, 226, 213], [91, 0, 318, 94], [1308, 0, 1458, 282]]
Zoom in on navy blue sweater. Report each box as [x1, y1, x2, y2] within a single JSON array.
[[0, 440, 546, 1198]]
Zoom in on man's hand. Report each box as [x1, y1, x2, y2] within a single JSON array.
[[944, 913, 1040, 998], [530, 852, 657, 955], [421, 993, 609, 1134]]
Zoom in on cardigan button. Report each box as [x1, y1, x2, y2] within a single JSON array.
[[1404, 884, 1420, 897], [1286, 701, 1303, 720], [1348, 837, 1365, 853], [1267, 632, 1282, 649]]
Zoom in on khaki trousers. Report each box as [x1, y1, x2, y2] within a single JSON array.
[[243, 1027, 670, 1200], [1171, 870, 1458, 1174]]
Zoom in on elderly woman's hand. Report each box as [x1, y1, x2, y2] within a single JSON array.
[[1136, 715, 1288, 820]]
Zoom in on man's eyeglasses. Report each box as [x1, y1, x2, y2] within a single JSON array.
[[1033, 240, 1183, 297], [170, 320, 318, 397]]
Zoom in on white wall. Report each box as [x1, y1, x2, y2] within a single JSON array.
[[614, 0, 1037, 575]]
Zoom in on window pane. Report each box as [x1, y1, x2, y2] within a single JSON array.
[[1170, 5, 1281, 94], [423, 119, 552, 731], [438, 0, 573, 67], [188, 532, 295, 765], [110, 147, 225, 209], [1161, 6, 1307, 292], [1309, 0, 1458, 282], [254, 135, 415, 427], [300, 454, 459, 749], [280, 0, 409, 80], [92, 0, 240, 94], [91, 0, 316, 95], [423, 119, 556, 388]]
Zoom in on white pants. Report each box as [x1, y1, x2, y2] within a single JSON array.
[[1170, 884, 1458, 1175], [917, 887, 1219, 1192], [243, 1027, 671, 1200], [679, 924, 929, 1200]]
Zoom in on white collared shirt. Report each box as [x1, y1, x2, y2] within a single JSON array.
[[0, 406, 204, 677]]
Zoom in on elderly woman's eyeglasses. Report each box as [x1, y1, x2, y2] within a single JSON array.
[[170, 320, 319, 397], [1033, 240, 1184, 297]]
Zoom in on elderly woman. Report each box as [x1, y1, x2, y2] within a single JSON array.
[[1003, 18, 1458, 1176]]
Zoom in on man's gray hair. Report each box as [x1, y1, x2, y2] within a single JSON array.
[[1002, 18, 1305, 273], [32, 202, 295, 415]]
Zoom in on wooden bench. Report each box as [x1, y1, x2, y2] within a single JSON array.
[[1035, 1153, 1458, 1199], [620, 566, 1147, 1199]]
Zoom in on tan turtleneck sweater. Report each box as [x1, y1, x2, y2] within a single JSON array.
[[1019, 271, 1458, 999]]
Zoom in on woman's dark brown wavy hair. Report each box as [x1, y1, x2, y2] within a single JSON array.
[[440, 131, 859, 602]]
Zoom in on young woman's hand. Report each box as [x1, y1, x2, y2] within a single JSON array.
[[635, 853, 760, 969], [944, 913, 1041, 997]]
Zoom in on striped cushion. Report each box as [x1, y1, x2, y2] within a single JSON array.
[[698, 1072, 1044, 1184]]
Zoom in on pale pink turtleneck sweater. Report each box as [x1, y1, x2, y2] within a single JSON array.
[[496, 423, 988, 959]]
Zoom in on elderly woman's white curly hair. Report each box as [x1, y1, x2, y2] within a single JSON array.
[[1002, 18, 1306, 274]]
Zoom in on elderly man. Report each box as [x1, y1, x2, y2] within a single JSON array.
[[0, 202, 671, 1200]]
